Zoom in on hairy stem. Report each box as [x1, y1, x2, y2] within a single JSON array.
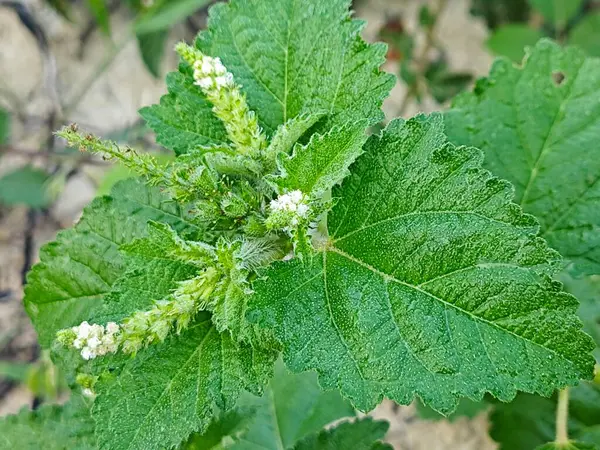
[[555, 388, 570, 445]]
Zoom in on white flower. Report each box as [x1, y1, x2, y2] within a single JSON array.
[[289, 190, 303, 203], [82, 388, 96, 399], [201, 58, 214, 74], [81, 347, 95, 360], [76, 321, 92, 339], [73, 338, 84, 349], [106, 322, 119, 334], [214, 58, 226, 75], [297, 203, 309, 217], [195, 77, 213, 89], [87, 336, 101, 349]]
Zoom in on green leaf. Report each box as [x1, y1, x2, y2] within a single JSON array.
[[489, 382, 600, 450], [134, 0, 213, 35], [0, 106, 10, 145], [0, 395, 95, 449], [0, 361, 31, 382], [249, 114, 595, 414], [558, 273, 600, 362], [86, 0, 111, 35], [569, 13, 600, 58], [139, 70, 229, 155], [136, 29, 168, 78], [445, 39, 600, 275], [293, 418, 392, 450], [276, 121, 368, 198], [267, 112, 325, 158], [0, 165, 50, 208], [416, 397, 488, 422], [197, 0, 395, 135], [230, 359, 355, 449], [536, 442, 599, 450], [182, 408, 256, 449], [486, 24, 543, 62], [93, 314, 274, 450], [529, 0, 584, 29], [24, 178, 201, 347]]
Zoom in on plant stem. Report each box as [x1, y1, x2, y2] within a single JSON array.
[[398, 0, 448, 116], [556, 388, 570, 445]]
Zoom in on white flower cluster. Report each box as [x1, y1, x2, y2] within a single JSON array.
[[71, 321, 120, 360], [267, 190, 310, 230], [193, 56, 234, 91]]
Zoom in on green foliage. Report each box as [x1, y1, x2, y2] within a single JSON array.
[[490, 382, 600, 450], [528, 0, 584, 29], [0, 395, 95, 449], [486, 24, 543, 62], [293, 418, 392, 450], [228, 360, 355, 449], [536, 442, 599, 450], [275, 121, 368, 198], [134, 0, 213, 35], [570, 13, 600, 58], [25, 178, 201, 347], [0, 166, 50, 208], [446, 40, 600, 276], [16, 0, 600, 448], [196, 0, 394, 135], [416, 397, 488, 422], [85, 0, 111, 35], [250, 114, 594, 414], [93, 315, 274, 450], [0, 107, 9, 145]]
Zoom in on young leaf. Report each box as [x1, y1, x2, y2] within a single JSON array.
[[93, 314, 274, 450], [249, 114, 595, 414], [24, 178, 201, 347], [276, 121, 368, 198], [196, 0, 395, 135], [266, 112, 325, 159], [139, 70, 229, 155], [0, 395, 95, 449], [293, 418, 392, 450], [229, 359, 355, 449], [445, 40, 600, 275]]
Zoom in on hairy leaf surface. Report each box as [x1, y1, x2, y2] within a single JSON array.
[[276, 121, 368, 198], [25, 178, 200, 347], [445, 40, 600, 275], [93, 314, 273, 450], [250, 114, 595, 413], [140, 70, 229, 155], [293, 418, 392, 450], [229, 359, 355, 449], [197, 0, 394, 136], [0, 395, 95, 449]]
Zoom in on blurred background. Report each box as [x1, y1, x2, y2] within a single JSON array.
[[0, 0, 599, 448]]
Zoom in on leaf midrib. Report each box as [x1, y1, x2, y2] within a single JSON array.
[[123, 320, 214, 450], [326, 246, 577, 371]]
